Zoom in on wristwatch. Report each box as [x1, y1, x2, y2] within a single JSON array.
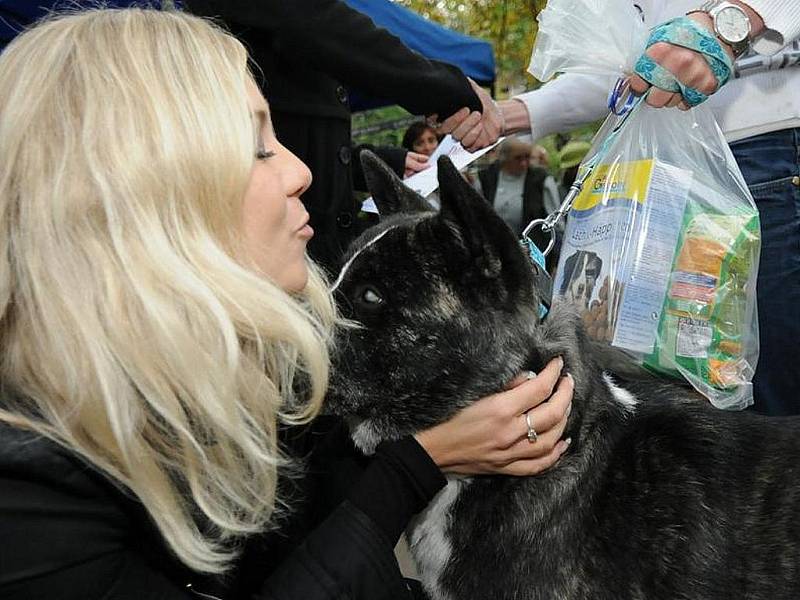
[[689, 1, 752, 58]]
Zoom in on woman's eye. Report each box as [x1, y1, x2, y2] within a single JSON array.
[[256, 138, 275, 160], [256, 149, 275, 160]]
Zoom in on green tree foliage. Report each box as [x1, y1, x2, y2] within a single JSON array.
[[393, 0, 548, 96], [353, 1, 601, 169]]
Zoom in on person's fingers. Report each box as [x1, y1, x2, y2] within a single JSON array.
[[499, 412, 570, 462], [460, 123, 486, 150], [678, 101, 691, 111], [666, 94, 683, 108], [451, 111, 482, 143], [503, 357, 564, 417], [496, 438, 571, 476], [438, 107, 470, 135], [405, 152, 430, 173], [627, 74, 651, 96], [655, 46, 717, 95], [646, 87, 675, 108], [510, 374, 573, 447], [505, 370, 537, 391], [466, 125, 498, 152]]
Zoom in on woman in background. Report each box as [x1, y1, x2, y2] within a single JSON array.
[[402, 121, 440, 158]]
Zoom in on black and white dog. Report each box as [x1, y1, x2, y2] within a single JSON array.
[[327, 153, 800, 600]]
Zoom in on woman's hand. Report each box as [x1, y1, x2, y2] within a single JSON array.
[[404, 151, 430, 178], [414, 357, 573, 476], [629, 2, 764, 110]]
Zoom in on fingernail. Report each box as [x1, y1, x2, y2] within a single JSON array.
[[566, 373, 574, 385], [526, 370, 537, 380], [566, 402, 572, 417], [562, 437, 572, 450], [558, 356, 565, 371]]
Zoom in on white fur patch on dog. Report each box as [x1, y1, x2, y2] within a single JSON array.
[[603, 373, 639, 412], [331, 226, 397, 292], [350, 420, 383, 455], [407, 476, 469, 600]]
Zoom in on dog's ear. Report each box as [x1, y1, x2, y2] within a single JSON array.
[[436, 155, 512, 279], [360, 150, 431, 215]]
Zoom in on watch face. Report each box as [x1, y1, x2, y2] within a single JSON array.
[[716, 6, 750, 43]]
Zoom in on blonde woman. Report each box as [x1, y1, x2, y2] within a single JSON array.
[[0, 8, 573, 599]]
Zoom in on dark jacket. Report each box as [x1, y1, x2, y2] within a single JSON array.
[[185, 0, 482, 275], [0, 417, 443, 599], [478, 163, 550, 245]]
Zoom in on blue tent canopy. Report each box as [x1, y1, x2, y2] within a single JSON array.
[[342, 0, 495, 111]]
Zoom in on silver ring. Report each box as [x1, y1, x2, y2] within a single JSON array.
[[525, 411, 538, 443]]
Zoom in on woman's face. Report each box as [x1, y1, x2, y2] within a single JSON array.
[[243, 81, 313, 292], [412, 128, 439, 157]]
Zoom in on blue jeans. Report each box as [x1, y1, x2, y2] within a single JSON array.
[[730, 128, 800, 415]]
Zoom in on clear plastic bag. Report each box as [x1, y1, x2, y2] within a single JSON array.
[[530, 0, 761, 409]]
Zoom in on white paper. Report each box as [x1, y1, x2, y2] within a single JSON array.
[[361, 135, 505, 214]]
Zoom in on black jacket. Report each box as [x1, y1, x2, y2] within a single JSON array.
[[478, 163, 549, 232], [0, 418, 444, 599], [184, 0, 482, 275]]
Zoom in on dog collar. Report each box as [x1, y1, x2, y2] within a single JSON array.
[[521, 237, 553, 319]]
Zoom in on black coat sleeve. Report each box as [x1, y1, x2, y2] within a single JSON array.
[[185, 0, 482, 119], [256, 501, 414, 600], [253, 436, 446, 600], [0, 424, 444, 600]]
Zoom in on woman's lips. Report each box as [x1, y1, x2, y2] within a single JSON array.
[[298, 223, 314, 239], [297, 214, 313, 239]]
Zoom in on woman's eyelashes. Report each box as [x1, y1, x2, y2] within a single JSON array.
[[256, 138, 275, 160], [256, 149, 275, 160]]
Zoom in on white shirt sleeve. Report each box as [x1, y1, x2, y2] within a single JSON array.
[[745, 1, 800, 55], [513, 0, 667, 142], [513, 73, 618, 143]]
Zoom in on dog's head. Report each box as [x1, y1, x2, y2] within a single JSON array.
[[327, 152, 572, 452]]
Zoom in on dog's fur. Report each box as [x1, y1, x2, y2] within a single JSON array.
[[326, 152, 800, 600]]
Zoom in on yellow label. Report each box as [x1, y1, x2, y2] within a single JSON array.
[[572, 159, 654, 211]]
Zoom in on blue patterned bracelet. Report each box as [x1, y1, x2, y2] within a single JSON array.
[[634, 16, 734, 107]]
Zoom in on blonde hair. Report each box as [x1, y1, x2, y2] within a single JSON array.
[[0, 8, 337, 573]]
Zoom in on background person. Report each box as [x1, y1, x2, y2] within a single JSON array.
[[529, 144, 563, 218], [0, 9, 573, 600], [475, 138, 550, 248], [402, 121, 441, 157]]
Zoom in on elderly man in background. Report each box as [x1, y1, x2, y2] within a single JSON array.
[[475, 138, 550, 255]]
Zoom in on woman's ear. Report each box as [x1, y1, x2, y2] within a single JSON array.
[[360, 150, 432, 216]]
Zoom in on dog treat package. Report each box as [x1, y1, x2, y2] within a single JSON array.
[[530, 0, 761, 409], [552, 131, 760, 409]]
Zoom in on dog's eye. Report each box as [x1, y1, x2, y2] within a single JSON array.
[[351, 284, 385, 312], [361, 288, 383, 305]]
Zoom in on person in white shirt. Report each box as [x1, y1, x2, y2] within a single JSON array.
[[446, 1, 800, 415]]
